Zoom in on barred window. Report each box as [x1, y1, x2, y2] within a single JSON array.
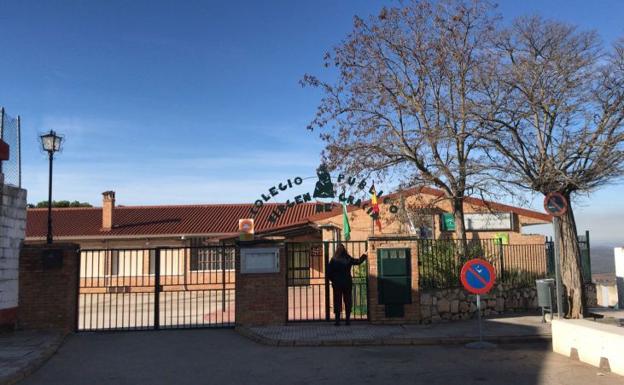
[[190, 248, 235, 271]]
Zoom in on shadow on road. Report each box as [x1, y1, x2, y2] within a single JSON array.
[[17, 328, 619, 385]]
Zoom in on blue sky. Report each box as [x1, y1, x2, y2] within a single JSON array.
[[1, 0, 623, 244]]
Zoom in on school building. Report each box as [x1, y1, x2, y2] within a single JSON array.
[[24, 188, 553, 330]]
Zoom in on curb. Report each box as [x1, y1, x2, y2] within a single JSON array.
[[0, 332, 68, 385], [235, 326, 551, 347]]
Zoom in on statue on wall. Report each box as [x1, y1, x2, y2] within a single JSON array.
[[313, 164, 335, 199]]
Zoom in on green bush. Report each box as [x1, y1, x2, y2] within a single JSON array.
[[418, 240, 500, 289]]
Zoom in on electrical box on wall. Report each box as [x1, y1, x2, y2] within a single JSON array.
[[240, 247, 280, 274], [41, 249, 63, 269]]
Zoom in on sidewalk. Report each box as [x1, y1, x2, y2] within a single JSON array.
[[238, 314, 551, 346], [588, 307, 624, 327], [0, 331, 66, 385]]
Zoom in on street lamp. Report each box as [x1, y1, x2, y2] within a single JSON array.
[[40, 130, 63, 244]]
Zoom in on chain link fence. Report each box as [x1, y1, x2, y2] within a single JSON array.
[[0, 107, 21, 187]]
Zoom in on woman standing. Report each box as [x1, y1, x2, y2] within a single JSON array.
[[326, 243, 367, 325]]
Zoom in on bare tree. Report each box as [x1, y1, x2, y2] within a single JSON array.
[[302, 0, 499, 250], [481, 17, 624, 318]]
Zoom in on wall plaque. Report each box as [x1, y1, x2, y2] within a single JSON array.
[[240, 247, 279, 274]]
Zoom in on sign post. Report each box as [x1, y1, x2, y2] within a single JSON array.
[[460, 258, 496, 349], [544, 192, 568, 319]]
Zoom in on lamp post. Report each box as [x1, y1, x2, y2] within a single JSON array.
[[40, 130, 62, 244]]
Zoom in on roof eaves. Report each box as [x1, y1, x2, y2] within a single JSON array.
[[24, 232, 239, 241]]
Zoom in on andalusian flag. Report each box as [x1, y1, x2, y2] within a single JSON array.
[[342, 202, 351, 241], [371, 184, 382, 232]]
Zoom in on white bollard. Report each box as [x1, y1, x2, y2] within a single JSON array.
[[616, 247, 624, 309]]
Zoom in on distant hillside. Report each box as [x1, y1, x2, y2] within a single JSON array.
[[588, 242, 624, 285], [591, 244, 618, 275]]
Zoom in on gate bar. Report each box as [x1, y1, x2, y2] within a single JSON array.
[[154, 248, 161, 329], [324, 242, 330, 321], [222, 245, 226, 313]]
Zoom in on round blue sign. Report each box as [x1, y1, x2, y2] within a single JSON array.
[[460, 259, 496, 294]]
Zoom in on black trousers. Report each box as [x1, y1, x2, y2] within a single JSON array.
[[332, 284, 352, 319]]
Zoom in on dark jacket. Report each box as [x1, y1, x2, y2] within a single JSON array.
[[327, 254, 366, 288]]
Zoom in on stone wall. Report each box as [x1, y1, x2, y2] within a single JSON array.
[[0, 182, 27, 329], [419, 283, 538, 323]]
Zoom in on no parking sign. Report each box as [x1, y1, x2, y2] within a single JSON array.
[[543, 192, 567, 217], [460, 259, 496, 295], [460, 258, 498, 349]]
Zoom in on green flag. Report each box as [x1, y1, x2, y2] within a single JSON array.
[[342, 202, 351, 241]]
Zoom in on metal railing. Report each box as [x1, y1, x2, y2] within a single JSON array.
[[577, 231, 592, 283], [545, 232, 592, 284], [0, 107, 21, 187], [417, 239, 550, 290]]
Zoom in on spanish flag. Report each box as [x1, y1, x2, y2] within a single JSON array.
[[371, 184, 382, 232]]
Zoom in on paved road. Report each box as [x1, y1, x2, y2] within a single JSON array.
[[19, 329, 621, 385]]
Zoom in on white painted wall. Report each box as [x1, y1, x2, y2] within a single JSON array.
[[596, 283, 619, 308], [80, 249, 186, 278], [552, 319, 624, 376], [0, 182, 27, 312]]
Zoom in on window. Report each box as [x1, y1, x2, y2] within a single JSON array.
[[287, 247, 310, 285], [408, 210, 435, 239], [190, 248, 235, 271], [148, 250, 156, 275], [109, 250, 120, 276]]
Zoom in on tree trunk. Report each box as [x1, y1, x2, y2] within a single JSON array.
[[452, 197, 468, 261], [557, 194, 586, 318]]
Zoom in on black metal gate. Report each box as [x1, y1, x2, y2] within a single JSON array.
[[77, 246, 235, 331], [286, 241, 368, 322]]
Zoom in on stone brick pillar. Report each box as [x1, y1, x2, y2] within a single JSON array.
[[18, 243, 79, 331], [367, 237, 421, 324], [235, 240, 287, 326], [0, 183, 27, 330]]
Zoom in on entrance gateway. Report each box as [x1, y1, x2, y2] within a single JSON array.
[[286, 240, 369, 322], [78, 246, 235, 331], [77, 241, 369, 331]]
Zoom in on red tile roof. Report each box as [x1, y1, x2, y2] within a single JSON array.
[[26, 203, 321, 239], [26, 186, 549, 240]]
